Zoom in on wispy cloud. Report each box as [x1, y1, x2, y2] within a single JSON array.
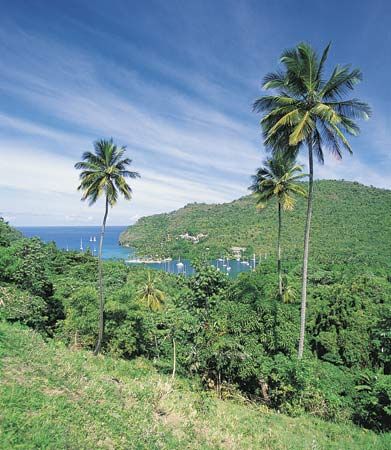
[[0, 6, 389, 226]]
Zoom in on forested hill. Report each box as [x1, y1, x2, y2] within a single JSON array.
[[120, 180, 391, 264]]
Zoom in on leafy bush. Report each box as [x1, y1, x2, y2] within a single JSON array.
[[267, 355, 354, 422], [0, 285, 48, 332], [352, 372, 391, 431], [57, 286, 99, 348], [185, 260, 228, 309], [309, 274, 391, 368], [1, 238, 53, 298], [371, 304, 391, 374], [0, 219, 22, 247]]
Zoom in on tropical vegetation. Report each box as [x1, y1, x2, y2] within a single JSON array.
[[119, 179, 391, 271], [1, 42, 390, 448], [0, 216, 390, 440]]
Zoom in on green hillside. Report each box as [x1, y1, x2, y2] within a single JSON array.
[[1, 322, 389, 450], [120, 180, 391, 265]]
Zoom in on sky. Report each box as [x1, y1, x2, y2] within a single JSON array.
[[0, 0, 390, 226]]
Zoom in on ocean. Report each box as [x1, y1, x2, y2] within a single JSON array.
[[16, 226, 132, 260], [16, 226, 258, 277]]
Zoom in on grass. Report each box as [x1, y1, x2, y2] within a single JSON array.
[[0, 322, 390, 449]]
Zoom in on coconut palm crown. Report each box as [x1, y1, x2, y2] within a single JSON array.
[[137, 272, 165, 312], [75, 139, 140, 206], [254, 42, 371, 159], [249, 153, 307, 211]]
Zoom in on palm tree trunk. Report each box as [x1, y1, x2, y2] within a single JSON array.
[[94, 195, 109, 356], [298, 140, 314, 359], [277, 201, 282, 298], [171, 337, 176, 379]]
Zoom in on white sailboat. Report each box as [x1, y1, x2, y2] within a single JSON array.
[[176, 257, 184, 273], [80, 237, 83, 251]]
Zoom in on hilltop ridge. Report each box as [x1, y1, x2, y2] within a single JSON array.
[[119, 180, 391, 264]]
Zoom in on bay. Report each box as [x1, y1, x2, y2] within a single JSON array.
[[16, 226, 258, 277]]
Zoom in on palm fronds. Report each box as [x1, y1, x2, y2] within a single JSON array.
[[75, 139, 140, 206], [254, 42, 371, 163]]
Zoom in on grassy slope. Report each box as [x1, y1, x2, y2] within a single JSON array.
[[1, 323, 389, 450], [119, 180, 391, 263]]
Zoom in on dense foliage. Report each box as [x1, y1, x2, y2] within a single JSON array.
[[119, 180, 391, 269], [1, 216, 390, 432], [0, 218, 22, 246]]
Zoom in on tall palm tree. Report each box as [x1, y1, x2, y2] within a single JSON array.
[[75, 139, 140, 355], [249, 153, 306, 297], [253, 42, 370, 358], [137, 272, 165, 312]]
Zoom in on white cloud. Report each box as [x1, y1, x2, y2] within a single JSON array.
[[0, 24, 389, 226], [65, 214, 94, 223]]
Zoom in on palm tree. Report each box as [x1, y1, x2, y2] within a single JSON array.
[[136, 272, 174, 373], [281, 275, 298, 304], [137, 272, 165, 312], [75, 139, 140, 355], [137, 273, 180, 380], [249, 153, 306, 297], [253, 42, 370, 358]]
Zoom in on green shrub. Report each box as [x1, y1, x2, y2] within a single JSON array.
[[2, 238, 53, 298], [57, 286, 99, 348], [352, 372, 391, 431], [309, 274, 391, 368], [0, 219, 22, 247], [0, 285, 48, 332], [267, 355, 354, 422]]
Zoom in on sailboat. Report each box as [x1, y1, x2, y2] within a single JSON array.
[[176, 257, 184, 273], [93, 236, 97, 242], [80, 237, 83, 252]]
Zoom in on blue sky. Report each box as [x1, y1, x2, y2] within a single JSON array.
[[0, 0, 390, 226]]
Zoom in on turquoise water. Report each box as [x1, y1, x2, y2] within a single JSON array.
[[16, 226, 258, 277]]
